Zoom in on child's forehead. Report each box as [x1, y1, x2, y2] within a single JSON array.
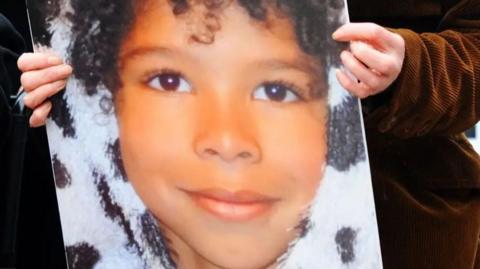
[[120, 0, 326, 73], [133, 0, 294, 46]]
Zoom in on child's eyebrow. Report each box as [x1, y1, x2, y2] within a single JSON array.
[[119, 46, 177, 62], [254, 59, 322, 76]]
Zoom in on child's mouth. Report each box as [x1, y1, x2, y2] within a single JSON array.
[[180, 188, 280, 221]]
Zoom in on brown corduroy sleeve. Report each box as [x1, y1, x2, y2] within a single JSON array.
[[366, 5, 480, 138]]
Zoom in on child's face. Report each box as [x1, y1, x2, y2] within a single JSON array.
[[116, 1, 327, 268]]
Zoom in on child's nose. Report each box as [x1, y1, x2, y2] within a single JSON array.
[[194, 130, 261, 164], [194, 110, 261, 165]]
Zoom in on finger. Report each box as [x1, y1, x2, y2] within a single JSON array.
[[29, 100, 52, 127], [21, 64, 72, 92], [350, 41, 398, 75], [333, 23, 397, 49], [340, 50, 382, 90], [335, 69, 372, 99], [23, 80, 67, 109], [17, 52, 63, 72]]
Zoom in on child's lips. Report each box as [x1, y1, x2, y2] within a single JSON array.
[[181, 188, 280, 221]]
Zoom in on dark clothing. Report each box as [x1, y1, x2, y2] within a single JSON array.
[[0, 6, 66, 269], [349, 0, 480, 268], [0, 13, 23, 145], [0, 13, 25, 267]]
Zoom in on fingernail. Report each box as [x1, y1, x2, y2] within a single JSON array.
[[23, 94, 32, 106], [54, 79, 66, 87], [59, 64, 73, 75], [332, 31, 339, 39], [58, 80, 68, 89], [332, 27, 344, 39], [47, 56, 62, 65], [29, 112, 37, 127]]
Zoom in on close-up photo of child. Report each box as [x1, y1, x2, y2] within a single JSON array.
[[20, 0, 382, 268]]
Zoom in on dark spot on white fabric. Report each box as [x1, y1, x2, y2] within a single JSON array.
[[295, 216, 312, 238], [52, 154, 72, 188], [93, 170, 142, 255], [327, 96, 366, 171], [50, 91, 76, 138], [66, 242, 100, 269], [335, 226, 357, 264], [141, 212, 177, 269], [107, 139, 127, 181]]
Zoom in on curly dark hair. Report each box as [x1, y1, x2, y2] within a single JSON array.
[[31, 0, 346, 95]]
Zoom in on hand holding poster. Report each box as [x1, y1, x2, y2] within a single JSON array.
[[26, 0, 383, 268]]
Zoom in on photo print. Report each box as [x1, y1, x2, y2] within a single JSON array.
[[26, 0, 383, 268]]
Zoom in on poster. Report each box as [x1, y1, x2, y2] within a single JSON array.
[[466, 125, 480, 153], [26, 0, 383, 268]]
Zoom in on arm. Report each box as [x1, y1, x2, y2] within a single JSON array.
[[376, 26, 480, 137], [334, 1, 480, 138]]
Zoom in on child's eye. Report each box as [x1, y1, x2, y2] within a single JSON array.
[[147, 73, 192, 93], [253, 82, 301, 103]]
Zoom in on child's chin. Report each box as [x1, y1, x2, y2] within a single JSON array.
[[193, 241, 283, 269], [204, 254, 277, 269]]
